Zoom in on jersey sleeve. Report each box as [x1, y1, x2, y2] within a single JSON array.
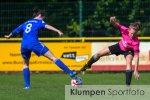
[[116, 23, 128, 35], [115, 23, 121, 29], [11, 24, 24, 35], [40, 20, 46, 28], [133, 43, 140, 55]]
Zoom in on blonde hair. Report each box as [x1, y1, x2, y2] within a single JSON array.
[[130, 22, 141, 31]]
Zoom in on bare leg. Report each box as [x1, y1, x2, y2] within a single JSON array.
[[23, 58, 30, 68], [80, 47, 111, 72], [43, 50, 57, 61], [125, 55, 133, 70], [94, 47, 111, 59], [43, 51, 77, 78]]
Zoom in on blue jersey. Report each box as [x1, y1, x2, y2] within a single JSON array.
[[11, 19, 49, 58], [12, 19, 46, 48]]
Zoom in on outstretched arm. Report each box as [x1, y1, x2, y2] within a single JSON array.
[[134, 55, 140, 80], [110, 16, 128, 33], [110, 16, 118, 27], [4, 33, 13, 39], [45, 25, 64, 36], [4, 24, 23, 39]]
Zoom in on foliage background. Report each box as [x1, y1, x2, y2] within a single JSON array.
[[0, 0, 149, 37]]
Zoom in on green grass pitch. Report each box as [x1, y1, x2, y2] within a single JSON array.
[[0, 72, 149, 100]]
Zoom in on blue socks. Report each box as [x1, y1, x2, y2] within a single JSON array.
[[54, 59, 72, 74], [23, 67, 30, 87], [23, 59, 74, 88]]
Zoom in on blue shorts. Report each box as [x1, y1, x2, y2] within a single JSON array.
[[21, 42, 49, 59]]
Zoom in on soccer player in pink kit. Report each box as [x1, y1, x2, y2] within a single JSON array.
[[80, 16, 140, 85]]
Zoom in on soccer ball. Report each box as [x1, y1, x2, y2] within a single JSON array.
[[71, 76, 83, 87]]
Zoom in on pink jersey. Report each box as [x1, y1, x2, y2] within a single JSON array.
[[116, 23, 140, 55]]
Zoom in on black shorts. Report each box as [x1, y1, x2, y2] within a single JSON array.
[[108, 43, 134, 58]]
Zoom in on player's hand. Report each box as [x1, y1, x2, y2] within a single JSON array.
[[110, 16, 116, 23], [4, 33, 12, 39], [4, 35, 11, 39], [134, 70, 140, 80], [58, 31, 64, 37]]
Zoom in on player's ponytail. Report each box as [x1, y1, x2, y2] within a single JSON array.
[[32, 7, 45, 18], [130, 21, 141, 31]]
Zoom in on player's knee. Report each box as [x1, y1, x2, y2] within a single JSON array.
[[51, 57, 57, 62], [47, 55, 57, 61], [126, 55, 133, 60], [95, 53, 101, 58], [23, 59, 29, 66], [23, 65, 29, 68], [23, 62, 29, 67], [126, 65, 132, 70]]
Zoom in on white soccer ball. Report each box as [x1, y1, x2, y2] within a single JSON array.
[[71, 76, 83, 87]]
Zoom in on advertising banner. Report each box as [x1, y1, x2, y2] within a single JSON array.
[[0, 42, 149, 71], [0, 43, 91, 71]]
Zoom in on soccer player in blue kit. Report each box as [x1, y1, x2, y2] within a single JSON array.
[[4, 8, 77, 89]]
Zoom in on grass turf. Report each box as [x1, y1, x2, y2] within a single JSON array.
[[0, 72, 150, 100]]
